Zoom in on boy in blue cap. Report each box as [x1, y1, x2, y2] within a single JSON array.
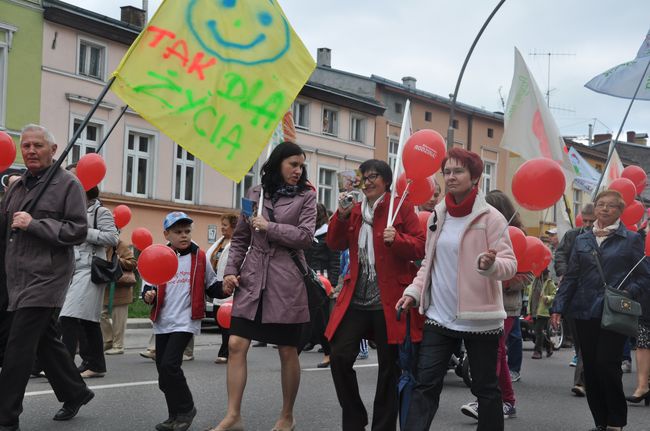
[[143, 211, 220, 431]]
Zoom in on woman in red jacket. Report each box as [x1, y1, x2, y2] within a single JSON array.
[[326, 159, 426, 431]]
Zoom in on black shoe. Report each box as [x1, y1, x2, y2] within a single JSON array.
[[155, 415, 176, 431], [316, 361, 330, 368], [0, 424, 20, 431], [173, 407, 196, 431], [302, 343, 315, 352], [368, 340, 377, 349], [625, 390, 650, 405], [587, 427, 606, 431], [53, 388, 95, 421], [252, 342, 267, 347]]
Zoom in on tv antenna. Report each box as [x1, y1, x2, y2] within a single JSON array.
[[528, 50, 576, 108]]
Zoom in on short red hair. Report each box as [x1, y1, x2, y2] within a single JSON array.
[[441, 147, 484, 181]]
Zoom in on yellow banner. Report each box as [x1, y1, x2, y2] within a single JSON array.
[[111, 0, 315, 182]]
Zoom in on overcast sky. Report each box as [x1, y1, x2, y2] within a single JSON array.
[[64, 0, 650, 139]]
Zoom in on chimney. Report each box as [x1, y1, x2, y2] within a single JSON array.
[[593, 133, 612, 144], [317, 48, 331, 68], [120, 6, 146, 28], [402, 76, 416, 90], [627, 131, 636, 143]]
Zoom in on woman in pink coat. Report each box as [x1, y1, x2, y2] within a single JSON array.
[[210, 142, 317, 431], [396, 148, 516, 431]]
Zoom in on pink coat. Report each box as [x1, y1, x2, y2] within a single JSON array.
[[224, 185, 317, 324], [403, 192, 516, 321]]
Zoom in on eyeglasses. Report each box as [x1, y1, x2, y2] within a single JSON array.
[[361, 173, 380, 183], [595, 203, 621, 210]]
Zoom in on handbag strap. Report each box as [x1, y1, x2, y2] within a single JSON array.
[[591, 249, 613, 290], [266, 206, 308, 277]]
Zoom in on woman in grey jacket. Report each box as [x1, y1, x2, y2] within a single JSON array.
[[59, 185, 119, 378]]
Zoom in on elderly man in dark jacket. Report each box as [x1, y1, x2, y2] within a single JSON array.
[[0, 124, 93, 431]]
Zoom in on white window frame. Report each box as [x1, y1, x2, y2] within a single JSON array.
[[0, 22, 16, 128], [388, 138, 399, 173], [67, 115, 105, 164], [482, 160, 496, 194], [317, 165, 337, 212], [173, 144, 200, 204], [322, 106, 338, 136], [572, 188, 582, 222], [233, 162, 259, 208], [350, 114, 365, 144], [77, 36, 107, 81], [123, 127, 156, 198], [292, 99, 309, 130]]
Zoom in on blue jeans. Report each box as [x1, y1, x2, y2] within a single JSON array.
[[404, 326, 503, 431], [622, 338, 632, 362], [507, 317, 522, 373]]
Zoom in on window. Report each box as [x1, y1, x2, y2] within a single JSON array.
[[124, 131, 153, 197], [388, 138, 399, 173], [573, 188, 582, 222], [69, 119, 103, 164], [395, 102, 403, 114], [0, 24, 15, 127], [425, 111, 432, 122], [174, 145, 197, 203], [487, 128, 494, 138], [292, 100, 309, 129], [482, 161, 495, 193], [350, 116, 365, 143], [322, 108, 338, 135], [234, 163, 258, 208], [78, 40, 105, 80], [318, 167, 336, 211], [452, 119, 459, 129]]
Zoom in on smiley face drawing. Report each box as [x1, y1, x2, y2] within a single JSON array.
[[186, 0, 291, 66]]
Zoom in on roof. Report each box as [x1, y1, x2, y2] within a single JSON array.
[[43, 0, 142, 46], [370, 74, 504, 122]]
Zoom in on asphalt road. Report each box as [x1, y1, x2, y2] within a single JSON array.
[[16, 327, 650, 431]]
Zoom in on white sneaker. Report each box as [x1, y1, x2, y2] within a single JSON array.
[[503, 402, 517, 419], [460, 401, 479, 420], [139, 350, 156, 360], [510, 370, 521, 382], [105, 348, 124, 355], [621, 359, 632, 373], [183, 354, 194, 361]]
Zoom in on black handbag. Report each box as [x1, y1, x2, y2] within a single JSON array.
[[592, 250, 641, 337], [90, 207, 123, 284]]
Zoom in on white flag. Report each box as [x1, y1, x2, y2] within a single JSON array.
[[585, 28, 650, 100], [603, 144, 624, 188], [500, 48, 575, 235], [568, 146, 600, 192]]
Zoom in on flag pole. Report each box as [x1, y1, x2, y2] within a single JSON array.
[[10, 76, 116, 241], [387, 99, 411, 227], [96, 105, 129, 153], [447, 0, 506, 151], [591, 58, 650, 200]]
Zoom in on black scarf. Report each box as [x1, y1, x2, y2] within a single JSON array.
[[271, 184, 299, 204]]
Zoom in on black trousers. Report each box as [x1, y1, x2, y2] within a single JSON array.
[[404, 326, 503, 431], [0, 308, 11, 366], [59, 316, 106, 373], [218, 330, 230, 358], [575, 318, 627, 428], [0, 307, 87, 427], [533, 317, 552, 354], [155, 332, 194, 416], [329, 308, 398, 431]]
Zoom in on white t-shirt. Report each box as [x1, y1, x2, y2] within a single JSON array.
[[153, 251, 218, 335], [426, 214, 503, 333]]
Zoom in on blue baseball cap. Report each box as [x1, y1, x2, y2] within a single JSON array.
[[163, 211, 193, 230]]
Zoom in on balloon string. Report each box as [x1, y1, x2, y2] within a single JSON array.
[[492, 207, 520, 249], [616, 256, 645, 290], [389, 181, 411, 227]]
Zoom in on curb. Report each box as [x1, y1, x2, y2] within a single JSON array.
[[126, 318, 152, 329]]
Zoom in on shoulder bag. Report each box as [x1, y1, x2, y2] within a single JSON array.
[[592, 249, 642, 337], [90, 206, 123, 284]]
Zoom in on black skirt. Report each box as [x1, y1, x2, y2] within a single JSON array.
[[230, 295, 303, 347]]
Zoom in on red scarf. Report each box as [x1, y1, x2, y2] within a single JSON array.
[[445, 186, 478, 217]]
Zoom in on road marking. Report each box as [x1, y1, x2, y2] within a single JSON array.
[[303, 363, 379, 372], [25, 380, 159, 397]]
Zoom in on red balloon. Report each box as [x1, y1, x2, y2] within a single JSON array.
[[138, 244, 178, 285], [76, 153, 106, 191], [534, 246, 553, 277], [507, 226, 527, 265], [418, 211, 432, 234], [627, 224, 639, 232], [575, 213, 583, 227], [318, 274, 332, 296], [620, 200, 644, 226], [396, 173, 435, 205], [608, 178, 636, 206], [511, 158, 566, 211], [621, 165, 646, 195], [217, 302, 233, 329], [402, 129, 446, 180], [518, 236, 546, 274], [113, 205, 132, 229], [131, 227, 153, 251], [0, 131, 16, 172]]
